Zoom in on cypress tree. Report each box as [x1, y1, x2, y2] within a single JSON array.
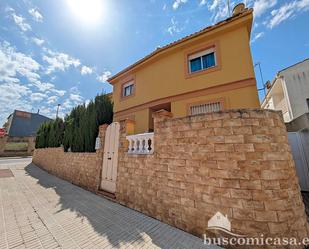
[[37, 93, 114, 152], [48, 120, 56, 147], [95, 93, 113, 126], [35, 123, 45, 148], [63, 114, 73, 152]]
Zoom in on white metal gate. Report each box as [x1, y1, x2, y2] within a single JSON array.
[[288, 131, 309, 191], [100, 122, 120, 193]]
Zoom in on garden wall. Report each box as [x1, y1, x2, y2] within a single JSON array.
[[32, 125, 107, 192], [33, 147, 101, 191], [0, 136, 35, 157], [116, 109, 309, 242], [32, 109, 309, 244]]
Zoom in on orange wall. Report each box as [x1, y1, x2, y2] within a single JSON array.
[[111, 13, 260, 133]]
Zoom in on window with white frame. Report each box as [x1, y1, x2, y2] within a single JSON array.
[[189, 101, 222, 115], [188, 48, 216, 74], [122, 81, 134, 97]]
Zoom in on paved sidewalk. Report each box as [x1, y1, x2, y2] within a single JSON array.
[[0, 159, 219, 249]]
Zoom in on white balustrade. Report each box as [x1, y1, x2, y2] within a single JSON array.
[[126, 132, 154, 154]]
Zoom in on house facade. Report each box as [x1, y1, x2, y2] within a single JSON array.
[[108, 4, 260, 134], [262, 58, 309, 123]]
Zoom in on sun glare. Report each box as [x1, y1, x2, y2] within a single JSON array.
[[67, 0, 103, 25]]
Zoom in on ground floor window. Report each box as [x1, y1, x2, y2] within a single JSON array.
[[189, 101, 222, 115]]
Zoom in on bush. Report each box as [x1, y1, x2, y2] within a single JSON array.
[[35, 93, 113, 152]]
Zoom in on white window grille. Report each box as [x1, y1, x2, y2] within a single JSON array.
[[190, 101, 222, 115]]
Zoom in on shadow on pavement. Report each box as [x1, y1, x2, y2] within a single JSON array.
[[25, 163, 206, 249]]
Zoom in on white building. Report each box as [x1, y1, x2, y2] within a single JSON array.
[[262, 59, 309, 122]]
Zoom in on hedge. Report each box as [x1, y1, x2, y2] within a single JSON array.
[[35, 93, 113, 152]]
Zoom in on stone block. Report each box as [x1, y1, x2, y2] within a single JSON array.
[[230, 189, 252, 200], [254, 210, 278, 222], [214, 127, 233, 135], [245, 134, 272, 143], [268, 222, 289, 234], [219, 179, 240, 188], [234, 143, 254, 152], [233, 208, 254, 220], [206, 136, 225, 144], [240, 179, 262, 190], [225, 135, 244, 144], [217, 160, 239, 170], [223, 119, 242, 127], [214, 144, 234, 152]]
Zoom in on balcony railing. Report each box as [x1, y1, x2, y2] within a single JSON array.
[[126, 132, 154, 154]]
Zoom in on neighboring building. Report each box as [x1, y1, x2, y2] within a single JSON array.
[[0, 110, 51, 157], [261, 58, 309, 123], [262, 59, 309, 192], [5, 110, 51, 137], [108, 3, 260, 134]]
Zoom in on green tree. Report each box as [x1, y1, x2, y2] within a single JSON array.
[[35, 123, 45, 148], [95, 93, 113, 126], [36, 93, 113, 152]]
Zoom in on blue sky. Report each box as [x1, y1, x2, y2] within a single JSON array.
[[0, 0, 309, 125]]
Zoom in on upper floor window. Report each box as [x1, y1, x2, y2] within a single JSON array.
[[122, 81, 134, 97], [188, 48, 216, 74]]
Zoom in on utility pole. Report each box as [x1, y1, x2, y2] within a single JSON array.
[[56, 104, 61, 119], [227, 0, 231, 17], [254, 62, 266, 96]]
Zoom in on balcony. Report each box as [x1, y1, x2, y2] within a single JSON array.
[[276, 98, 288, 113], [126, 132, 154, 155]]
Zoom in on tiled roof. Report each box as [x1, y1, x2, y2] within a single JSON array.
[[108, 8, 253, 83], [7, 110, 51, 137]]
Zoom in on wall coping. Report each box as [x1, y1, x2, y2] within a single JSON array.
[[154, 108, 282, 122], [34, 147, 97, 155]]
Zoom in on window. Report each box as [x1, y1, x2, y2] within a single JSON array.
[[122, 81, 134, 97], [189, 101, 222, 115], [188, 48, 216, 74]]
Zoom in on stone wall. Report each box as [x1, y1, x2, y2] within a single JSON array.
[[116, 109, 308, 242], [31, 109, 309, 244], [0, 136, 35, 157], [0, 136, 7, 155], [32, 125, 107, 192], [33, 147, 102, 192]]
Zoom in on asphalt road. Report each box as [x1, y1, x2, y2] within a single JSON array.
[[0, 156, 32, 166]]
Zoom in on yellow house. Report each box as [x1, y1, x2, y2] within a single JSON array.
[[108, 3, 260, 134]]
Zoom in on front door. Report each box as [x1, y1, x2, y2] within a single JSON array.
[[100, 122, 120, 193]]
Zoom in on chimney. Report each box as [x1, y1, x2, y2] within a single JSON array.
[[232, 3, 245, 16], [37, 109, 40, 114]]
